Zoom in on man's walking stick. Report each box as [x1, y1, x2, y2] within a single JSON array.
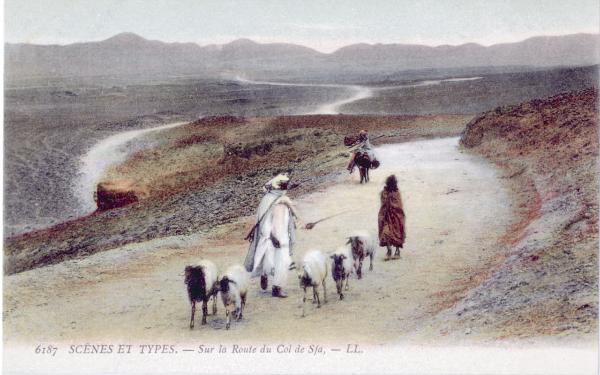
[[304, 210, 355, 229]]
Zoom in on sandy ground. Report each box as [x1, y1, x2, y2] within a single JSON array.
[[4, 137, 513, 346]]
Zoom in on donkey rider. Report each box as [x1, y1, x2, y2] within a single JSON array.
[[347, 129, 376, 173]]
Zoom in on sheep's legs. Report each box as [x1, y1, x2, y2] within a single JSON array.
[[201, 300, 208, 325], [356, 259, 363, 279], [212, 294, 217, 315], [314, 286, 321, 308], [312, 288, 318, 304], [190, 301, 196, 329], [369, 253, 374, 271], [260, 274, 268, 290], [323, 279, 327, 303], [235, 299, 243, 320], [301, 287, 307, 317], [225, 307, 231, 330], [344, 276, 350, 291], [239, 294, 246, 320]]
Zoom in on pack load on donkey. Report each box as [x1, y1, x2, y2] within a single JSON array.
[[345, 130, 380, 183]]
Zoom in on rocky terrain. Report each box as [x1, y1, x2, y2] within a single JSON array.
[[5, 65, 596, 237], [4, 79, 346, 236], [357, 65, 598, 115], [4, 136, 515, 348], [4, 88, 598, 349], [426, 88, 598, 339], [4, 114, 470, 274]]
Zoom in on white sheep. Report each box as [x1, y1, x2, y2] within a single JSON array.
[[297, 250, 328, 317], [347, 231, 376, 279], [330, 245, 352, 300], [219, 264, 250, 330], [184, 259, 219, 329]]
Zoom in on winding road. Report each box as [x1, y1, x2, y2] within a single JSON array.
[[6, 137, 512, 344], [74, 79, 376, 214], [75, 75, 483, 213], [76, 121, 188, 213], [7, 132, 591, 375], [7, 74, 595, 375], [234, 76, 374, 114]]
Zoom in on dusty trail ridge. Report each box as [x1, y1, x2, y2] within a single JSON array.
[[4, 137, 513, 345]]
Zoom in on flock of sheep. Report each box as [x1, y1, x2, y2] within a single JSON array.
[[184, 231, 376, 330]]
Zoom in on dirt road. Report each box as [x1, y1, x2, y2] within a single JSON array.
[[4, 137, 513, 346], [76, 121, 189, 213]]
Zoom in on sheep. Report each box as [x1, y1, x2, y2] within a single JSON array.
[[297, 250, 328, 317], [347, 231, 376, 279], [219, 264, 250, 330], [184, 260, 219, 329], [330, 246, 352, 300]]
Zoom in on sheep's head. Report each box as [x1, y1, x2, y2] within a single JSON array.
[[347, 236, 364, 257], [184, 265, 207, 302], [330, 254, 347, 294], [219, 276, 230, 294], [297, 268, 312, 288], [184, 266, 193, 284], [185, 265, 206, 285]]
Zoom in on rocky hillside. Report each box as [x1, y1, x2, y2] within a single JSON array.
[[4, 114, 469, 275], [454, 88, 598, 338]]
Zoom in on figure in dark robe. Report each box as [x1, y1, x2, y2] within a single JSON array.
[[378, 175, 406, 260]]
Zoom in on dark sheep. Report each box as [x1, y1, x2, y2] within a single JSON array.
[[184, 260, 219, 329]]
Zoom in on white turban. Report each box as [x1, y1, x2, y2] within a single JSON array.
[[263, 173, 290, 192]]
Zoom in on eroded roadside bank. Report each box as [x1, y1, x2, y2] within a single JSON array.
[[4, 137, 514, 345], [418, 88, 599, 341], [4, 114, 471, 274]]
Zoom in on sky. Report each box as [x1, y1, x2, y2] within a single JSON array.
[[5, 0, 600, 52]]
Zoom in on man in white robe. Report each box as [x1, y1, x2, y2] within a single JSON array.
[[244, 174, 300, 298]]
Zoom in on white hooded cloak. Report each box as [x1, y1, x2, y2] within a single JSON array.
[[243, 175, 297, 288]]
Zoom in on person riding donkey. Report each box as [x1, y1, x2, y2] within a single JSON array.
[[244, 173, 302, 298], [347, 129, 378, 173]]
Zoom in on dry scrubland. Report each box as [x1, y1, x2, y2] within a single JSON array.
[[4, 114, 470, 274], [103, 115, 469, 199], [358, 65, 598, 115], [438, 88, 598, 338], [5, 65, 596, 236], [3, 136, 511, 344], [3, 80, 345, 235], [4, 88, 598, 342]]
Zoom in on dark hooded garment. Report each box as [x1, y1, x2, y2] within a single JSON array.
[[378, 190, 406, 247]]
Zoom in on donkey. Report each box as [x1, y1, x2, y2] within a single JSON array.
[[355, 152, 371, 183]]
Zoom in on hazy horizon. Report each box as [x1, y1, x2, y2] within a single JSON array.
[[6, 30, 600, 54], [6, 0, 599, 53]]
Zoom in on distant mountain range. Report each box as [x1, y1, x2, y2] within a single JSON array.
[[6, 32, 599, 81]]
